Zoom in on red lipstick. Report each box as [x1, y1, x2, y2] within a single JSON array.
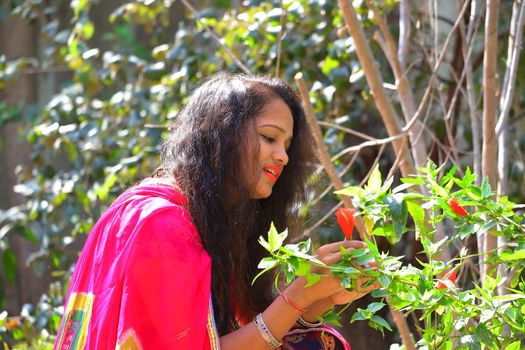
[[263, 165, 282, 182]]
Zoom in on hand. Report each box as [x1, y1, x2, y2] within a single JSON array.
[[315, 240, 378, 304], [285, 240, 369, 307], [329, 277, 379, 305]]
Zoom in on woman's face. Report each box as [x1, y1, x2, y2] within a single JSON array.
[[247, 98, 294, 199]]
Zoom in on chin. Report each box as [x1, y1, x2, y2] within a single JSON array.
[[250, 188, 273, 199]]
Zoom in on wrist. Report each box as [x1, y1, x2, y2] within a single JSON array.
[[301, 297, 332, 323], [284, 277, 312, 311]]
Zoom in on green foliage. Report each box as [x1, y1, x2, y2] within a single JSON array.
[[0, 0, 396, 346], [1, 0, 524, 348], [259, 161, 525, 348]]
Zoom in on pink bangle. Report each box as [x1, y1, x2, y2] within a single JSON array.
[[279, 291, 306, 313]]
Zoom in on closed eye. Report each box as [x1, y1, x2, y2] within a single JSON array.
[[262, 135, 275, 143]]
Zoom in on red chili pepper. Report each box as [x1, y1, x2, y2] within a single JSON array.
[[335, 207, 355, 240], [447, 198, 468, 217], [437, 269, 457, 290]]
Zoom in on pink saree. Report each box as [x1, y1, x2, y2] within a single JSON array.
[[54, 179, 220, 350]]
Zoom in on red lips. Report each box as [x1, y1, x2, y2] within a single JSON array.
[[263, 165, 282, 182]]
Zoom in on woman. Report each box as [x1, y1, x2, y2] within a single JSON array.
[[54, 73, 371, 350]]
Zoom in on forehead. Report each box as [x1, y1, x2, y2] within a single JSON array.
[[255, 98, 294, 136]]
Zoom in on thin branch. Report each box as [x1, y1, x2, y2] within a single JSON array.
[[370, 28, 428, 174], [461, 0, 484, 185], [398, 0, 410, 70], [309, 150, 361, 208], [497, 0, 525, 296], [317, 120, 376, 141], [496, 0, 525, 136], [338, 0, 415, 178], [330, 132, 405, 162], [400, 0, 472, 136]]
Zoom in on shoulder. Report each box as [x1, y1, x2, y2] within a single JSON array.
[[109, 180, 203, 249]]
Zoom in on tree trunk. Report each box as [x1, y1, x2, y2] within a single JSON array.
[[480, 0, 500, 283], [0, 13, 43, 314]]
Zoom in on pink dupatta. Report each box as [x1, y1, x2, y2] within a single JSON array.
[[54, 179, 220, 350]]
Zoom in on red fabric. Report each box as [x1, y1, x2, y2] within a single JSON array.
[[54, 179, 216, 349]]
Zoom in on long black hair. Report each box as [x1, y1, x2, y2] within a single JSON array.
[[157, 73, 317, 334]]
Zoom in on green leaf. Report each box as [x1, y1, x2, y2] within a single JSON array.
[[493, 294, 525, 302], [406, 200, 425, 237], [304, 272, 321, 287], [475, 324, 497, 349], [367, 302, 385, 313], [343, 247, 367, 259], [257, 257, 277, 270], [335, 186, 363, 197], [95, 174, 117, 200], [481, 177, 492, 199], [429, 179, 448, 198], [458, 224, 476, 239], [19, 227, 38, 243], [350, 310, 367, 322], [364, 237, 380, 257], [367, 164, 382, 192], [322, 308, 342, 327], [2, 248, 16, 284], [505, 341, 521, 350], [500, 249, 525, 261], [440, 165, 457, 186], [370, 315, 392, 331], [400, 177, 425, 185], [479, 220, 497, 235], [82, 21, 95, 40], [258, 236, 271, 252], [320, 56, 340, 76], [378, 274, 391, 288], [385, 194, 408, 243], [268, 223, 287, 253]]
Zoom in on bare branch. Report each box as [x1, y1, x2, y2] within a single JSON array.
[[338, 0, 415, 178], [398, 0, 410, 69], [496, 0, 525, 136], [317, 120, 376, 142], [366, 0, 428, 175], [497, 0, 525, 296]]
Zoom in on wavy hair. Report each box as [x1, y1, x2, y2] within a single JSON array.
[[157, 73, 317, 334]]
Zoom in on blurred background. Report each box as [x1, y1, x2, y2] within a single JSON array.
[[1, 0, 524, 348]]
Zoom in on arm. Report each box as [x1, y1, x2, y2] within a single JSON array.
[[220, 240, 373, 349]]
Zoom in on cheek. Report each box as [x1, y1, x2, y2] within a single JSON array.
[[241, 142, 261, 182]]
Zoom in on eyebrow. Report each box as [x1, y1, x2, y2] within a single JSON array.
[[258, 124, 293, 142]]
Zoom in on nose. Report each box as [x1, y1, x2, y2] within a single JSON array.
[[274, 145, 289, 166]]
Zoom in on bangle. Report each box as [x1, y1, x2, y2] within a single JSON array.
[[279, 291, 306, 313], [254, 313, 281, 349], [297, 316, 325, 328]]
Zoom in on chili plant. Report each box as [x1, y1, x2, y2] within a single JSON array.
[[258, 162, 525, 349]]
